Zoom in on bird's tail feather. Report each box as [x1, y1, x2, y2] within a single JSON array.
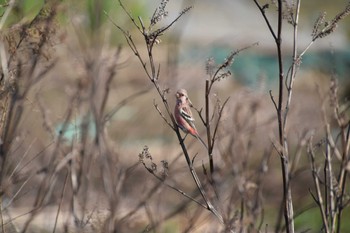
[[195, 134, 208, 150]]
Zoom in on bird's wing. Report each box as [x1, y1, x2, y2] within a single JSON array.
[[180, 106, 196, 127]]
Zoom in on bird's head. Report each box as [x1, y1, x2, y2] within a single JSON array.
[[176, 89, 188, 99]]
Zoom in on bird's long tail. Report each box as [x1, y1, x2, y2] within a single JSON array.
[[195, 134, 208, 150]]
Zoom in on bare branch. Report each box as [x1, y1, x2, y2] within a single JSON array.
[[117, 0, 142, 33], [153, 99, 174, 130], [307, 137, 330, 233], [211, 97, 230, 149], [253, 0, 277, 40], [269, 90, 278, 111]]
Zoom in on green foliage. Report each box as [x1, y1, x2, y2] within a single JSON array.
[[294, 207, 323, 232], [0, 0, 44, 27], [294, 206, 350, 232], [87, 0, 110, 32]]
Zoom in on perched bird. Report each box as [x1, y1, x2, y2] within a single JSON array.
[[174, 89, 207, 149]]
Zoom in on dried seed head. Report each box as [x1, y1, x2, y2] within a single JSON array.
[[282, 0, 295, 25], [223, 52, 235, 68], [179, 6, 193, 16], [332, 2, 350, 25], [139, 145, 151, 162], [318, 23, 338, 38], [329, 75, 338, 108], [150, 162, 157, 172], [312, 12, 326, 38], [313, 3, 350, 40], [216, 70, 232, 82], [206, 57, 216, 76], [150, 0, 170, 26], [161, 160, 169, 179]]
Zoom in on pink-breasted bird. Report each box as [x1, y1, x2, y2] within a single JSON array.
[[174, 89, 207, 149]]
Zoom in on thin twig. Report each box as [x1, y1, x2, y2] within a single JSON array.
[[153, 99, 174, 130], [103, 86, 152, 123], [211, 97, 230, 150], [140, 161, 206, 208], [117, 0, 142, 33], [269, 90, 278, 111], [283, 0, 301, 131], [52, 170, 69, 233], [308, 138, 330, 233], [253, 0, 277, 40]]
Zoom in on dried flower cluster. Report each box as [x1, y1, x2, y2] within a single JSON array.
[[282, 0, 296, 25], [205, 57, 215, 77], [312, 2, 350, 40], [150, 0, 169, 26], [146, 5, 192, 47], [139, 146, 157, 173], [329, 76, 338, 108]]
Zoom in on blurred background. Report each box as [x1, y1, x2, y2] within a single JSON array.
[[0, 0, 349, 232]]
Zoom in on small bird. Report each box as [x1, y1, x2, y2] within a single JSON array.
[[174, 89, 207, 149]]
